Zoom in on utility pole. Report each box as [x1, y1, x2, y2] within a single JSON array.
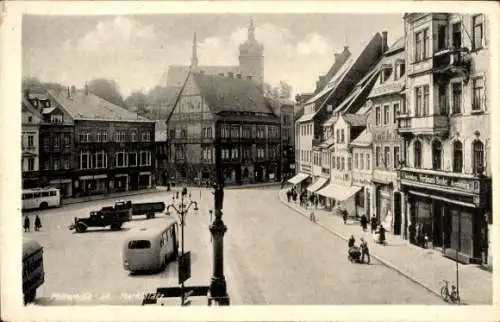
[[208, 120, 230, 305]]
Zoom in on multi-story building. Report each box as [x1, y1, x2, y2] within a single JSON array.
[[398, 13, 491, 264], [154, 120, 169, 186], [350, 125, 374, 219], [167, 71, 281, 186], [40, 85, 155, 197], [292, 32, 385, 191], [365, 36, 406, 234], [270, 99, 295, 180], [27, 90, 75, 197], [21, 94, 43, 188]]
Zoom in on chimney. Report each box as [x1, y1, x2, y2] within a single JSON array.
[[67, 86, 71, 98], [343, 46, 349, 52], [382, 31, 388, 52], [84, 82, 89, 95]]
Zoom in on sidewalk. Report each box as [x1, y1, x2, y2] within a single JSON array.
[[278, 189, 492, 305]]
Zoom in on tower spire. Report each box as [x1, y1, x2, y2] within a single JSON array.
[[190, 32, 198, 68], [248, 18, 255, 41]]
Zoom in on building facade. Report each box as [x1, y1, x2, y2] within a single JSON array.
[[21, 95, 44, 189], [154, 120, 169, 186], [35, 86, 155, 198], [366, 36, 407, 234], [167, 71, 281, 186], [398, 13, 491, 264], [350, 127, 374, 219]]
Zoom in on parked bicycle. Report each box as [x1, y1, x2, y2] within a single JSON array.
[[440, 280, 460, 304]]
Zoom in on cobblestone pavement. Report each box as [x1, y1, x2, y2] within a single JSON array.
[[278, 188, 492, 305], [24, 186, 445, 305]]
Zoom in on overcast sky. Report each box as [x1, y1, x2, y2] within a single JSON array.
[[23, 13, 404, 97]]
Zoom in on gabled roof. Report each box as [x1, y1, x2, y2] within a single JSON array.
[[350, 129, 373, 147], [385, 36, 405, 55], [48, 90, 153, 123], [367, 48, 406, 99], [191, 72, 274, 115], [298, 32, 384, 123], [22, 97, 43, 119], [343, 114, 368, 127]]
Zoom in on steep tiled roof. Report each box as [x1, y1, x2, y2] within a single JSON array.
[[367, 49, 406, 99], [350, 129, 373, 147], [48, 90, 153, 122], [165, 65, 240, 87], [191, 72, 274, 115], [343, 114, 368, 127], [22, 97, 43, 119], [385, 36, 405, 55]]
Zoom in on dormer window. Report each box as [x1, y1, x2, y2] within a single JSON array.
[[380, 66, 392, 83], [50, 113, 63, 123], [395, 61, 405, 80]]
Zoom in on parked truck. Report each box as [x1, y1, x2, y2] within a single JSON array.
[[68, 201, 133, 233], [131, 201, 166, 219]]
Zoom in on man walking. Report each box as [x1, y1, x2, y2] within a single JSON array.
[[24, 216, 30, 232], [34, 215, 42, 231], [360, 238, 370, 264], [370, 215, 378, 234]]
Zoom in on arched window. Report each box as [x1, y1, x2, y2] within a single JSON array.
[[432, 140, 442, 170], [453, 141, 463, 173], [473, 140, 485, 174], [414, 140, 422, 168]]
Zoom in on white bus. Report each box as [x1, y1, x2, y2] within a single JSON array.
[[22, 187, 61, 210], [123, 218, 179, 273]]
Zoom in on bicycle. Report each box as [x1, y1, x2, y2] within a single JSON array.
[[440, 280, 460, 304]]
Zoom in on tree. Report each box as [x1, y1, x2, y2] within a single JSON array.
[[263, 81, 293, 100], [88, 78, 126, 108], [124, 90, 148, 114], [22, 77, 65, 93], [279, 81, 292, 100]]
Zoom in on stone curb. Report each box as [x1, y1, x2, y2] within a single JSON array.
[[61, 188, 166, 206], [277, 192, 461, 305], [225, 182, 281, 190]]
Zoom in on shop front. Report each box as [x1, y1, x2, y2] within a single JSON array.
[[138, 171, 152, 189], [77, 174, 108, 196], [316, 183, 362, 216], [306, 176, 329, 207], [113, 174, 129, 192], [49, 178, 72, 198], [287, 172, 311, 191], [400, 169, 490, 264]]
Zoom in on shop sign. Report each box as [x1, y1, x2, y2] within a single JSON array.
[[400, 170, 479, 193]]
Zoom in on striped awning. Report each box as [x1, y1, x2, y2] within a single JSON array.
[[306, 177, 329, 193], [287, 173, 309, 185], [317, 183, 362, 201]]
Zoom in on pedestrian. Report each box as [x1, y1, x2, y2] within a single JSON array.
[[343, 209, 348, 224], [370, 215, 378, 233], [377, 225, 386, 245], [34, 215, 42, 231], [360, 214, 368, 231], [24, 216, 30, 232], [314, 195, 319, 209], [176, 191, 179, 199], [292, 189, 297, 203], [309, 210, 316, 223], [348, 235, 355, 248], [360, 238, 370, 264], [286, 189, 292, 202]]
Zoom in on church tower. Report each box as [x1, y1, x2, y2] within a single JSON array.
[[190, 32, 199, 69], [239, 19, 264, 89]]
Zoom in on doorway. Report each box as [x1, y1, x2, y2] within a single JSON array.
[[393, 192, 402, 235]]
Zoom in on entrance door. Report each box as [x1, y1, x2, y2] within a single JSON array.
[[432, 201, 443, 248], [393, 192, 402, 235]]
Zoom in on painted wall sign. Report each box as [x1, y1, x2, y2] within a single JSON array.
[[400, 170, 481, 193]]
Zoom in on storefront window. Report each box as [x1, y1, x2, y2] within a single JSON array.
[[453, 141, 463, 173], [432, 140, 442, 170]]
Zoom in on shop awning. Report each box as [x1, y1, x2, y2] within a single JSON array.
[[307, 177, 329, 193], [317, 183, 362, 201], [288, 173, 309, 185]]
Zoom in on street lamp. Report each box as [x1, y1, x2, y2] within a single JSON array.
[[166, 186, 199, 306]]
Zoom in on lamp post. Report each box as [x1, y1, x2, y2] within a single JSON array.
[[166, 187, 198, 306], [208, 120, 230, 306]]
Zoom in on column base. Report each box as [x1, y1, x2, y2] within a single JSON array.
[[208, 276, 229, 305]]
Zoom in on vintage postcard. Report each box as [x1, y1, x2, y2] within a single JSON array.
[[1, 1, 499, 321]]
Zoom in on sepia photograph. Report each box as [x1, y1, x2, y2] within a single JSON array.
[[1, 1, 499, 321]]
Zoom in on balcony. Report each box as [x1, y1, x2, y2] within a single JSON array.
[[397, 114, 449, 136], [433, 47, 472, 82]]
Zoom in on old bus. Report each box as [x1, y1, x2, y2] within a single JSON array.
[[22, 187, 61, 210], [22, 238, 45, 304], [123, 218, 179, 273]]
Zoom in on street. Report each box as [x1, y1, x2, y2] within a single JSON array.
[[25, 187, 442, 305]]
